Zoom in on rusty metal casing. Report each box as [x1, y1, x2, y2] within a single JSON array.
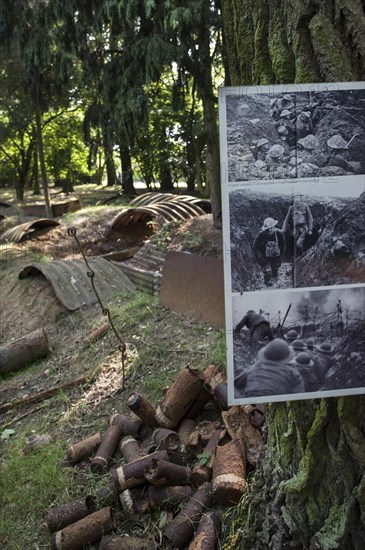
[[155, 367, 203, 428], [119, 436, 146, 463], [152, 427, 180, 451], [46, 496, 96, 534], [91, 424, 125, 473], [188, 512, 221, 550], [51, 507, 116, 550], [112, 450, 169, 493], [127, 393, 159, 428], [191, 430, 224, 485], [144, 458, 190, 486], [66, 432, 102, 465], [162, 483, 214, 549], [212, 439, 246, 506], [178, 419, 197, 448], [110, 414, 151, 439]]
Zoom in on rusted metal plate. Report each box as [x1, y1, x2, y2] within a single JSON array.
[[159, 251, 225, 328], [0, 218, 60, 243], [23, 199, 81, 217], [19, 257, 134, 310]]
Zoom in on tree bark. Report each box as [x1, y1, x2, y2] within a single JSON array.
[[119, 143, 137, 195], [221, 1, 365, 549]]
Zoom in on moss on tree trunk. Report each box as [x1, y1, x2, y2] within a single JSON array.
[[221, 0, 365, 548]]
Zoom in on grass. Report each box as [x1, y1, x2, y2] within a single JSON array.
[[0, 438, 73, 550]]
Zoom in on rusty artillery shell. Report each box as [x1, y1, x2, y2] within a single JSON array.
[[66, 432, 102, 464], [191, 430, 224, 485], [156, 367, 203, 429], [213, 384, 228, 410], [100, 534, 157, 549], [144, 458, 190, 486], [51, 507, 116, 550], [178, 419, 196, 447], [127, 393, 159, 428], [188, 512, 221, 550], [119, 436, 146, 463], [152, 428, 180, 451], [46, 496, 96, 534], [110, 414, 151, 439], [212, 439, 246, 506], [163, 483, 214, 549], [120, 485, 192, 516], [112, 450, 169, 493], [91, 424, 124, 473]]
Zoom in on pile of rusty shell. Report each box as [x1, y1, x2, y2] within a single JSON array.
[[163, 483, 214, 550], [178, 419, 196, 448], [121, 485, 193, 517], [144, 458, 190, 486], [109, 414, 151, 439], [243, 404, 266, 429], [212, 439, 246, 506], [155, 367, 203, 429], [51, 507, 116, 550], [119, 436, 146, 463], [188, 512, 221, 550], [112, 450, 169, 493], [191, 430, 224, 485], [184, 384, 213, 419], [127, 393, 159, 428], [99, 534, 157, 549], [46, 496, 96, 533], [188, 421, 218, 452], [91, 423, 125, 473], [212, 384, 228, 410], [152, 427, 180, 451], [66, 432, 102, 464]]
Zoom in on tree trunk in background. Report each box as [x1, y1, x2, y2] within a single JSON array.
[[104, 145, 117, 186], [221, 1, 365, 549], [120, 143, 136, 195], [32, 145, 40, 195], [35, 102, 52, 218]]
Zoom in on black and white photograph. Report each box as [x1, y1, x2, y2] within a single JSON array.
[[230, 286, 365, 404], [222, 83, 365, 183], [229, 181, 365, 292]]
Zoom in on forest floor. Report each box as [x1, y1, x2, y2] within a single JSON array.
[[0, 185, 226, 549]]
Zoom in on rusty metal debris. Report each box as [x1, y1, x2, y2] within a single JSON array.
[[48, 364, 265, 548], [46, 496, 96, 534], [19, 257, 134, 310], [66, 432, 102, 465], [127, 392, 159, 427], [0, 218, 60, 243], [159, 251, 225, 328], [23, 198, 81, 217], [0, 328, 49, 375], [51, 507, 116, 550], [91, 423, 126, 473]]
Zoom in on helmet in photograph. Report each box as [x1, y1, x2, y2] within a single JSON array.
[[327, 134, 347, 149], [280, 109, 292, 117], [285, 329, 298, 342], [283, 95, 293, 101], [298, 134, 319, 150], [314, 342, 333, 357], [261, 217, 278, 230], [257, 138, 270, 148], [291, 339, 307, 353], [293, 352, 314, 368], [258, 339, 295, 363], [267, 144, 285, 158]]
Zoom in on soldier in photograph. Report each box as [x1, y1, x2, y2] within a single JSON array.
[[282, 194, 313, 256], [270, 94, 295, 119], [234, 309, 273, 341], [253, 217, 286, 286], [296, 111, 313, 140], [235, 339, 305, 397]]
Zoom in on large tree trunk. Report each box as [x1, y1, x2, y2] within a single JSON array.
[[35, 101, 52, 218], [221, 1, 365, 549], [119, 143, 137, 195]]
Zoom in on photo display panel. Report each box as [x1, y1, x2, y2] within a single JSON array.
[[219, 82, 365, 405]]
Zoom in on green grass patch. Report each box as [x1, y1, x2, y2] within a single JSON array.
[[0, 438, 73, 549]]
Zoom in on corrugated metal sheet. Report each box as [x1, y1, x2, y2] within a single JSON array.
[[159, 251, 225, 328], [0, 219, 60, 243], [19, 257, 135, 310], [111, 202, 206, 230], [115, 241, 167, 295], [129, 192, 211, 212]]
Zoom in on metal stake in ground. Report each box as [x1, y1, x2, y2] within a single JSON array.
[[67, 227, 127, 389]]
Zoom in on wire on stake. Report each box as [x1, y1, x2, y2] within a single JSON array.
[[67, 227, 127, 389]]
